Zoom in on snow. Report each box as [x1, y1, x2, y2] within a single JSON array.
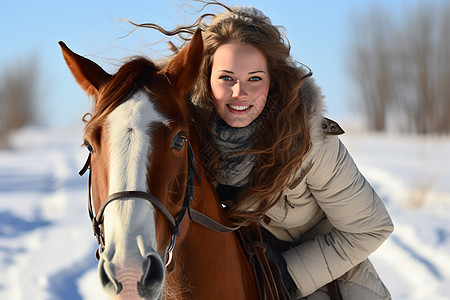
[[339, 132, 450, 300], [0, 125, 449, 299]]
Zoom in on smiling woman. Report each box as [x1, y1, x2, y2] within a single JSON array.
[[210, 42, 270, 128]]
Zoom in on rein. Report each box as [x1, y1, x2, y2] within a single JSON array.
[[79, 140, 239, 265]]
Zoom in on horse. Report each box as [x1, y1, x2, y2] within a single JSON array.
[[59, 30, 259, 299]]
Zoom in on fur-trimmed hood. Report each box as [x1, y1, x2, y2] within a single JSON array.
[[291, 77, 332, 186], [291, 76, 344, 187], [301, 76, 327, 166]]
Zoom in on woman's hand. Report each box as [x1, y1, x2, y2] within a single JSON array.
[[264, 242, 297, 292]]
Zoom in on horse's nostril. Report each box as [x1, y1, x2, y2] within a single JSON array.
[[138, 253, 165, 299], [99, 259, 123, 295], [144, 254, 165, 283]]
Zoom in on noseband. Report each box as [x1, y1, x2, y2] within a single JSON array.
[[79, 140, 201, 265]]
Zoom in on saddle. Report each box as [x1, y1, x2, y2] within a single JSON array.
[[237, 223, 343, 300]]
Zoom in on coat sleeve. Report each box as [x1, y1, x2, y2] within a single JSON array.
[[281, 136, 394, 297]]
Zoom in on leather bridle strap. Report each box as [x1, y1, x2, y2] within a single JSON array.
[[79, 139, 240, 263], [79, 142, 196, 260], [189, 209, 239, 233], [79, 152, 104, 249], [97, 191, 176, 228]]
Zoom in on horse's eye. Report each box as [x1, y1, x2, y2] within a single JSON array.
[[84, 140, 94, 154], [172, 132, 187, 150]]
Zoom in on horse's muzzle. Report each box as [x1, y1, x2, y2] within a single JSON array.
[[99, 250, 165, 300]]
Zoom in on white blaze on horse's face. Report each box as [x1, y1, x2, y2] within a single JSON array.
[[101, 90, 167, 298]]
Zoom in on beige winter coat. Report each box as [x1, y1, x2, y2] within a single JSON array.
[[260, 78, 394, 299]]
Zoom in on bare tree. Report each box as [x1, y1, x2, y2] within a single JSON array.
[[348, 2, 450, 134], [348, 4, 396, 132], [0, 55, 39, 148], [434, 3, 450, 132], [398, 5, 437, 134]]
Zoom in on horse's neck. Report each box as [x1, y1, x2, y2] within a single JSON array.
[[165, 176, 258, 299]]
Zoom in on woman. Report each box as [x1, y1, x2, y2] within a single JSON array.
[[142, 2, 394, 299]]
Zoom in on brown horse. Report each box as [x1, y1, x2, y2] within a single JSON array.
[[60, 31, 258, 299]]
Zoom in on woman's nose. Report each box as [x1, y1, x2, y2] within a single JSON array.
[[232, 80, 247, 99]]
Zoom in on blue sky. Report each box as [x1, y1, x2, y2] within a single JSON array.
[[0, 0, 442, 127]]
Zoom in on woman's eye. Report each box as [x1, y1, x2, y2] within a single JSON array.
[[219, 75, 233, 81], [249, 76, 262, 81]]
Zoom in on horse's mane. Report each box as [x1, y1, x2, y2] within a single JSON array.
[[96, 57, 159, 118], [84, 57, 159, 133]]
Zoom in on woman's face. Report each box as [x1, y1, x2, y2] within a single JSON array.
[[210, 42, 270, 127]]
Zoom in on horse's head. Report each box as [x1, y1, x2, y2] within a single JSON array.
[[60, 30, 203, 299]]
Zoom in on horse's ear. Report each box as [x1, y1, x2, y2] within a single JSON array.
[[59, 41, 111, 97], [161, 29, 204, 92]]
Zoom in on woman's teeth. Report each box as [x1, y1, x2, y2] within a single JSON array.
[[228, 105, 251, 111]]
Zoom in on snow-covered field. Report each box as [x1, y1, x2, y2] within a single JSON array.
[[0, 125, 449, 300]]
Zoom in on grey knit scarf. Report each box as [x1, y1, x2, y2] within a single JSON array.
[[212, 119, 260, 187]]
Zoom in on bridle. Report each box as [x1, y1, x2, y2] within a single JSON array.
[[79, 140, 200, 265], [79, 139, 238, 266]]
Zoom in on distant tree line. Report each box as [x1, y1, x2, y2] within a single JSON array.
[[0, 55, 38, 148], [349, 2, 450, 134]]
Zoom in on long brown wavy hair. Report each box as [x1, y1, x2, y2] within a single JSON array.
[[131, 1, 312, 226]]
